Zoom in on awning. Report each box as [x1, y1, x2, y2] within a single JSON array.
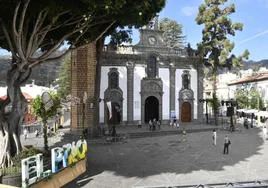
[[256, 111, 268, 117]]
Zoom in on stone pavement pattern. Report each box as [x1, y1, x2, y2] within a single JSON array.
[[64, 127, 268, 188]]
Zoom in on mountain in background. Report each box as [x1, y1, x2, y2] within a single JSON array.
[[0, 58, 63, 87], [242, 59, 268, 70]]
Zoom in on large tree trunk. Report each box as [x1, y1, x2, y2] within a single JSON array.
[[42, 120, 48, 151], [212, 68, 218, 125], [92, 38, 104, 137], [0, 64, 29, 168]]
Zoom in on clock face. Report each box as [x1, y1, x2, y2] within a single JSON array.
[[148, 36, 156, 45]]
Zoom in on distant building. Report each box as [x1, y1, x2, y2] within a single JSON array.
[[0, 80, 53, 124], [228, 71, 268, 104]]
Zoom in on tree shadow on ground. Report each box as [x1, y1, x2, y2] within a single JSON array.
[[58, 127, 265, 187]]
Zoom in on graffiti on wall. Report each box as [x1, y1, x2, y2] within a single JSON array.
[[21, 139, 87, 188]]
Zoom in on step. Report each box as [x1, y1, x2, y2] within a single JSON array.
[[128, 127, 217, 139]]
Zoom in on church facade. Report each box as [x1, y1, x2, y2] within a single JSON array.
[[99, 18, 204, 125]]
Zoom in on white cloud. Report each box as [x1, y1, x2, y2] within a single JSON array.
[[181, 6, 198, 17], [238, 29, 268, 44]]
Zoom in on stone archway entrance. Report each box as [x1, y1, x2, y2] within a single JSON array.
[[181, 102, 191, 122], [145, 96, 159, 123]]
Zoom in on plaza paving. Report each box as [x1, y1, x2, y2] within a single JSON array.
[[21, 123, 268, 188], [62, 126, 268, 188]]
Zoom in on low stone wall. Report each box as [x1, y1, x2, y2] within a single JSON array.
[[30, 159, 86, 188]]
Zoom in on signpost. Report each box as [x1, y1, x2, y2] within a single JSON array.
[[42, 92, 53, 111]]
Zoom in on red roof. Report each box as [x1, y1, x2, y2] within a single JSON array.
[[0, 92, 32, 101], [228, 72, 268, 86]]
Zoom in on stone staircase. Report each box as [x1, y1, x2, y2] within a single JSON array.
[[127, 127, 217, 139]]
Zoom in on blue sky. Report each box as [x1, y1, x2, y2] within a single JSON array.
[[1, 0, 267, 61], [132, 0, 268, 61]]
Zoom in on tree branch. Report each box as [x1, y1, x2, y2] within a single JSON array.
[[12, 1, 21, 37], [94, 20, 116, 42], [18, 0, 30, 36], [29, 20, 116, 68], [29, 50, 70, 68], [26, 9, 49, 58], [19, 68, 32, 84], [13, 0, 30, 64], [35, 21, 90, 62], [0, 20, 18, 61]]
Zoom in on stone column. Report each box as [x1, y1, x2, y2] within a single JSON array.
[[197, 62, 204, 121], [169, 67, 176, 117], [127, 62, 134, 124]]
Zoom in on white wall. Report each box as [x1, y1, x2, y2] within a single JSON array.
[[190, 69, 198, 119], [133, 66, 146, 120], [99, 66, 127, 123], [99, 67, 108, 123], [159, 68, 170, 120], [118, 67, 127, 121]]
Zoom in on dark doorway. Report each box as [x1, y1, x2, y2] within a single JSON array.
[[181, 102, 191, 122], [145, 96, 159, 123]]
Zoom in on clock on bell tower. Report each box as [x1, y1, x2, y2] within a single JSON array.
[[136, 15, 165, 47]]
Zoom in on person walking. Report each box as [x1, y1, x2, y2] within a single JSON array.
[[152, 118, 157, 131], [149, 120, 153, 131], [263, 126, 267, 141], [157, 120, 161, 130], [212, 129, 217, 146], [223, 135, 231, 154], [23, 128, 28, 140], [182, 128, 187, 142], [35, 129, 39, 137]]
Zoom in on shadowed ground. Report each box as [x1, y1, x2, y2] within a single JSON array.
[[63, 126, 267, 188]]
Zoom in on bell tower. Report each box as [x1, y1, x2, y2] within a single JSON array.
[[135, 15, 166, 48]]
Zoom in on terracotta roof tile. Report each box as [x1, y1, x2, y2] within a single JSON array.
[[228, 72, 268, 85]]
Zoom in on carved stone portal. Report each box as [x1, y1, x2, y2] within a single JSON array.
[[140, 78, 163, 124], [179, 89, 194, 122]]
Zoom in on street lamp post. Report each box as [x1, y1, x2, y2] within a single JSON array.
[[82, 92, 87, 135], [221, 99, 237, 131], [199, 99, 209, 124], [62, 94, 88, 134]]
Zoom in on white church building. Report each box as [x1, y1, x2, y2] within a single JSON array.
[[98, 17, 204, 125]]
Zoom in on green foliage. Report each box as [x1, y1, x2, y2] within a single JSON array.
[[211, 93, 220, 112], [249, 88, 265, 110], [159, 18, 185, 48], [0, 166, 21, 176], [0, 147, 45, 175], [196, 0, 249, 70], [32, 92, 61, 120], [109, 29, 133, 45], [235, 89, 248, 109], [196, 0, 249, 124], [235, 88, 265, 110], [57, 56, 71, 98], [0, 0, 166, 53], [11, 147, 43, 168]]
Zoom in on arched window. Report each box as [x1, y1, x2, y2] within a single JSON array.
[[109, 71, 119, 89], [182, 71, 190, 89], [147, 55, 157, 78]]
